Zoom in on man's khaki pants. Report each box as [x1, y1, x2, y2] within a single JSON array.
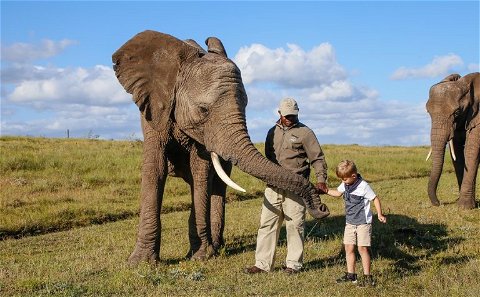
[[254, 186, 306, 271]]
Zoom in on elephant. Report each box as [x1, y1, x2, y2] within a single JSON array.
[[112, 30, 329, 265], [426, 72, 479, 209]]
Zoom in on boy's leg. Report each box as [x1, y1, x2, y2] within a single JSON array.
[[345, 244, 356, 273], [336, 225, 358, 283], [283, 190, 306, 271], [356, 224, 372, 275], [253, 187, 285, 272], [356, 223, 375, 287], [357, 246, 371, 275], [343, 224, 357, 273]]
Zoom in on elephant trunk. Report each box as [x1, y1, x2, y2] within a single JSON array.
[[206, 112, 317, 206], [427, 124, 450, 206]]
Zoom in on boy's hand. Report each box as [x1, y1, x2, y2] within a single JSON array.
[[316, 182, 328, 194], [378, 214, 387, 223]]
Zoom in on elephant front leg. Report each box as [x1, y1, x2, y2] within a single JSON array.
[[458, 127, 480, 209], [128, 121, 168, 266], [187, 149, 215, 261]]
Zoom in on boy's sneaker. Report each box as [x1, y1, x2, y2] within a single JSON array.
[[336, 272, 357, 284], [357, 275, 376, 287]]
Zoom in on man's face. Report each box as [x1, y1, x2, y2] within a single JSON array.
[[279, 113, 298, 127]]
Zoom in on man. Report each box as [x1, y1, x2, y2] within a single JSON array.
[[245, 97, 328, 274]]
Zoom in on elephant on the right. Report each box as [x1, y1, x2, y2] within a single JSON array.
[[426, 72, 479, 209]]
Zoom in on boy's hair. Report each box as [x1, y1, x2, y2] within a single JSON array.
[[336, 160, 358, 178]]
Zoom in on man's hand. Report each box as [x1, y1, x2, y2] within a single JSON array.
[[316, 182, 328, 194]]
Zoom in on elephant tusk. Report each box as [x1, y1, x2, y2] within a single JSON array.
[[211, 152, 246, 193], [448, 139, 457, 161], [426, 148, 432, 161]]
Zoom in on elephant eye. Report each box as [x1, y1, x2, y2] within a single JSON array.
[[199, 106, 208, 114], [453, 109, 461, 118]]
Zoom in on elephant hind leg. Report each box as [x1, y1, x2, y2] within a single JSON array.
[[210, 193, 226, 252], [210, 161, 231, 253], [186, 147, 216, 261]]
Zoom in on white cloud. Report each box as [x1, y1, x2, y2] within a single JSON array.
[[234, 43, 347, 88], [243, 79, 430, 145], [1, 39, 77, 62], [244, 83, 430, 145], [1, 64, 61, 84], [7, 65, 130, 108], [390, 54, 464, 80], [308, 80, 354, 101], [1, 42, 137, 140], [301, 99, 429, 146], [1, 104, 141, 140], [237, 42, 431, 145], [2, 39, 433, 145]]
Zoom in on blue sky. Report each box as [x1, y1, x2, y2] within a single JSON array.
[[1, 1, 479, 145]]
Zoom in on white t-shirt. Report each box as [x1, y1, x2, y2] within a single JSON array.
[[338, 179, 377, 224]]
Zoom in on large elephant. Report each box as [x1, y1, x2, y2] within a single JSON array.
[[426, 72, 479, 209], [112, 31, 328, 265]]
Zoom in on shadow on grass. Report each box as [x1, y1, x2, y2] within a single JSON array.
[[1, 191, 265, 241], [302, 213, 464, 276], [220, 213, 464, 277], [0, 210, 138, 240], [441, 199, 480, 208], [224, 233, 258, 256]]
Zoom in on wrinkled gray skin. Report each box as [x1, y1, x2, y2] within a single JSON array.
[[112, 31, 321, 265], [426, 72, 479, 209]]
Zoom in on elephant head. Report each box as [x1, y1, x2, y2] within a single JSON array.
[[112, 31, 328, 264], [426, 72, 480, 208]]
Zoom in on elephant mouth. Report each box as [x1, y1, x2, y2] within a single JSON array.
[[426, 139, 456, 161]]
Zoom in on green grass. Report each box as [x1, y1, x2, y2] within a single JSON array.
[[0, 136, 479, 296]]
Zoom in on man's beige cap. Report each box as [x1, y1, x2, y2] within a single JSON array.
[[279, 97, 299, 116]]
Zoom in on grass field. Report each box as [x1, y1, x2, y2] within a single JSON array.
[[1, 136, 479, 296]]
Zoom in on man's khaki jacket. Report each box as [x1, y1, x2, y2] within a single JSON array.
[[265, 121, 328, 183]]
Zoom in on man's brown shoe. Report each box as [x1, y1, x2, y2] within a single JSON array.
[[283, 267, 300, 274], [244, 266, 267, 274]]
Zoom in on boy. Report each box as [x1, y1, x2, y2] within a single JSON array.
[[327, 160, 386, 287]]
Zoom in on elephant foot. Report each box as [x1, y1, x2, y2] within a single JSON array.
[[187, 244, 216, 261], [127, 245, 159, 267], [212, 240, 224, 253], [457, 197, 476, 209], [429, 198, 440, 207]]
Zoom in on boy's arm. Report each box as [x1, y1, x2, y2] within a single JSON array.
[[373, 197, 387, 223], [327, 189, 343, 197]]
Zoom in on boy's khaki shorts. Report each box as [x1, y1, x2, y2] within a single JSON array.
[[343, 223, 372, 246]]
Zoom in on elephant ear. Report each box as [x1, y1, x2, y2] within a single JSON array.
[[441, 73, 461, 82], [205, 37, 228, 57], [112, 30, 200, 131], [462, 72, 480, 130]]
